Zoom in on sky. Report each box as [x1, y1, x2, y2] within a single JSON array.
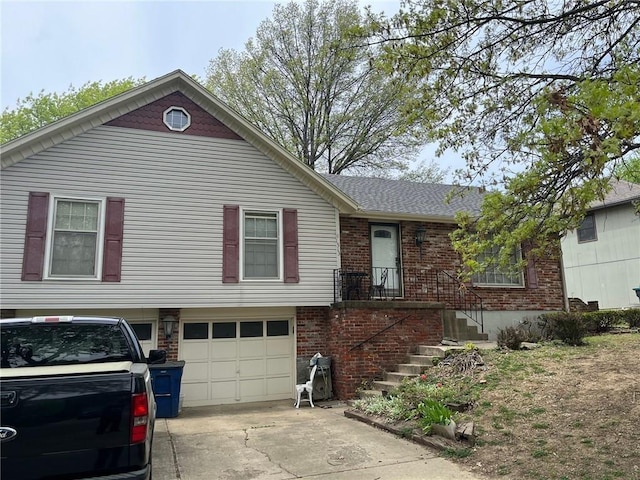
[[1, 0, 400, 109]]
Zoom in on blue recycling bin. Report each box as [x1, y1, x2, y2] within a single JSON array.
[[149, 361, 185, 418]]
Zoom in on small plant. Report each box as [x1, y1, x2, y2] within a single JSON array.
[[497, 326, 525, 350], [416, 399, 454, 433]]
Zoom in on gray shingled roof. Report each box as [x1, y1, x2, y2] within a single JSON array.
[[321, 174, 484, 219], [589, 179, 640, 211]]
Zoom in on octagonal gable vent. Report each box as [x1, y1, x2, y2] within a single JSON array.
[[163, 106, 191, 132]]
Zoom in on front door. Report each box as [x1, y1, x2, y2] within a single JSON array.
[[370, 224, 402, 297]]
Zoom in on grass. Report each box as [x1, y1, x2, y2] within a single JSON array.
[[351, 333, 640, 480]]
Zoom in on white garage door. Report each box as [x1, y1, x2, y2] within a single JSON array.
[[180, 319, 294, 406]]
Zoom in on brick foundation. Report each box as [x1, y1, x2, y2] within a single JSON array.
[[326, 302, 444, 399]]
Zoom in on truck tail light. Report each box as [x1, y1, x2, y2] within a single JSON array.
[[131, 393, 149, 444]]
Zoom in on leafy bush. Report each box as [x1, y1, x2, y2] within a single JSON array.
[[417, 399, 454, 433], [626, 309, 640, 328], [539, 312, 587, 345], [497, 326, 525, 350], [581, 310, 621, 333], [539, 309, 640, 344]]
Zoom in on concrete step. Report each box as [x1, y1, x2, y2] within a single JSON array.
[[372, 380, 401, 392], [358, 389, 383, 399], [416, 345, 448, 357], [396, 363, 426, 374], [407, 354, 439, 365], [384, 371, 417, 383], [443, 315, 487, 342]]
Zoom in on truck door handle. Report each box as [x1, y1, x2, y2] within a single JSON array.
[[0, 391, 18, 407]]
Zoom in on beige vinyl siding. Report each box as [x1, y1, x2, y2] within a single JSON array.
[[1, 126, 340, 309], [561, 203, 640, 309]]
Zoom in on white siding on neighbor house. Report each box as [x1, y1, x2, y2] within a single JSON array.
[[1, 126, 340, 309], [561, 203, 640, 309]]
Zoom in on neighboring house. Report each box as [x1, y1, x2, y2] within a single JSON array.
[[1, 70, 565, 405], [561, 179, 640, 310]]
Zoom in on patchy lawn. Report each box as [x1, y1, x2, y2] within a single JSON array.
[[353, 333, 640, 480]]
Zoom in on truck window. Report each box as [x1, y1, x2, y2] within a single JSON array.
[[0, 323, 134, 368]]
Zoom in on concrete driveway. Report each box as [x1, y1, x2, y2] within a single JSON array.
[[152, 400, 486, 480]]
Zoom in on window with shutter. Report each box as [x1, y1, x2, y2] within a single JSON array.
[[22, 192, 125, 281], [223, 207, 299, 282]]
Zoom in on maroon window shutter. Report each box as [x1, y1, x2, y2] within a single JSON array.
[[283, 208, 299, 283], [22, 192, 50, 281], [523, 242, 538, 289], [223, 205, 240, 283], [102, 197, 125, 282]]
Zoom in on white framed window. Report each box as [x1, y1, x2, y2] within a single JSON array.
[[163, 106, 191, 132], [577, 212, 597, 242], [242, 210, 281, 280], [44, 196, 105, 279], [472, 245, 524, 287]]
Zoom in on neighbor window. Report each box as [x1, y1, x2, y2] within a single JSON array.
[[243, 211, 279, 279], [577, 212, 597, 242], [472, 245, 524, 287], [46, 197, 104, 278], [163, 106, 191, 132]]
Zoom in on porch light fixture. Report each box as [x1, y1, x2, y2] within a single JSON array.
[[162, 315, 178, 340], [415, 225, 427, 258]]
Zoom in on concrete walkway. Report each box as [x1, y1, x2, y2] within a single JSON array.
[[153, 400, 487, 480]]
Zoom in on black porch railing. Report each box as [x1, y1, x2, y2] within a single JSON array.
[[333, 267, 484, 333]]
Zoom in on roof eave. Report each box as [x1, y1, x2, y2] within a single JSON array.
[[344, 210, 464, 224]]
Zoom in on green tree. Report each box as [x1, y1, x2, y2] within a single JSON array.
[[206, 0, 428, 175], [1, 78, 144, 144], [615, 156, 640, 184], [370, 0, 640, 274]]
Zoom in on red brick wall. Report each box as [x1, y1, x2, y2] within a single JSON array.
[[158, 308, 180, 361], [339, 217, 564, 312], [296, 306, 330, 357], [106, 92, 243, 140], [327, 303, 443, 399]]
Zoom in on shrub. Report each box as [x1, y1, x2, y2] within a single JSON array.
[[497, 326, 525, 350], [626, 309, 640, 328], [539, 312, 587, 346], [581, 310, 621, 333]]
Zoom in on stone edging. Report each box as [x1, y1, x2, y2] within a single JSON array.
[[343, 408, 459, 452]]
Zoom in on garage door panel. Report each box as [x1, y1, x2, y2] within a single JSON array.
[[211, 360, 237, 380], [181, 383, 209, 402], [239, 339, 264, 358], [267, 377, 291, 395], [240, 378, 265, 398], [211, 341, 237, 359], [182, 341, 209, 361], [239, 358, 266, 377], [211, 381, 237, 401], [266, 338, 290, 355], [266, 357, 291, 376], [182, 361, 209, 382]]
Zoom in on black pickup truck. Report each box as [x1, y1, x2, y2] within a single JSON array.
[[0, 316, 166, 480]]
